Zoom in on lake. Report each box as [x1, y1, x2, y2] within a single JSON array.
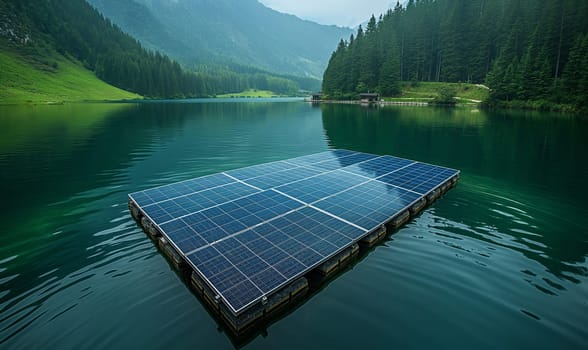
[[0, 99, 587, 349]]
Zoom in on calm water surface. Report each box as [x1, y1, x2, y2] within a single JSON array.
[[0, 99, 587, 349]]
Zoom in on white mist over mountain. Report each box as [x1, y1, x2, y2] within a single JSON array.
[[258, 0, 402, 27]]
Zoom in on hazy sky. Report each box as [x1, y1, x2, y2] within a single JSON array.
[[258, 0, 395, 27]]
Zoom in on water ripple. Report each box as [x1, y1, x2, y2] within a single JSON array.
[[1, 102, 587, 349]]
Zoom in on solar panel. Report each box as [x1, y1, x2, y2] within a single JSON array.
[[225, 160, 298, 181], [129, 149, 459, 316], [343, 155, 414, 179], [313, 181, 422, 230], [275, 169, 368, 203], [377, 162, 459, 194]]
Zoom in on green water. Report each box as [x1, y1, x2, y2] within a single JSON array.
[[0, 99, 587, 349]]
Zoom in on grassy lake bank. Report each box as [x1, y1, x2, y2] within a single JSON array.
[[0, 51, 140, 105]]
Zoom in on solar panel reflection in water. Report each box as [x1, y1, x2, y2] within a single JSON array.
[[129, 150, 459, 315]]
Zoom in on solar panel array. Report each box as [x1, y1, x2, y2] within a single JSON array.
[[129, 150, 459, 315]]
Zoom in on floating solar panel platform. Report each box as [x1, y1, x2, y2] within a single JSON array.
[[128, 149, 459, 334]]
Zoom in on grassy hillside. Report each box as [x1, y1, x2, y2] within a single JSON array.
[[383, 82, 490, 104], [217, 89, 284, 98], [0, 51, 140, 104]]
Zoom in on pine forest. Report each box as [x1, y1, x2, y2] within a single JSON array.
[[322, 0, 588, 110]]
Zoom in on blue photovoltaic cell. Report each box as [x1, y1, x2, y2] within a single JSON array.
[[244, 166, 325, 190], [276, 169, 368, 204], [314, 181, 422, 230], [130, 173, 235, 207], [186, 206, 365, 313], [287, 150, 377, 171], [225, 160, 297, 181], [377, 162, 458, 195], [310, 152, 378, 171], [287, 150, 356, 166], [163, 190, 304, 254], [344, 155, 415, 179], [129, 149, 459, 316], [140, 181, 260, 224]]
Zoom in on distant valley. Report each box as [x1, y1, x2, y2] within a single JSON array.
[[0, 0, 353, 103], [86, 0, 352, 79]]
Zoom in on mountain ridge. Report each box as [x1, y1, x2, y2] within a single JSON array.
[[0, 0, 316, 103], [86, 0, 353, 79]]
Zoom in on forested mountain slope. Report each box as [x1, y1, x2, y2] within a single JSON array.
[[86, 0, 353, 79], [0, 0, 193, 98], [0, 0, 309, 101], [323, 0, 588, 110]]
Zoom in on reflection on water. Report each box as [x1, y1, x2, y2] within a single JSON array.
[[0, 100, 587, 349], [322, 104, 588, 305]]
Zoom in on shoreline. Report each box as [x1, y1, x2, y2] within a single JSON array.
[[307, 99, 429, 106], [310, 99, 584, 114], [0, 98, 145, 106], [0, 96, 307, 106], [308, 99, 478, 107], [2, 97, 583, 114]]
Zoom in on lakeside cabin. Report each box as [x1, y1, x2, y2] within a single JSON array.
[[359, 93, 380, 102], [311, 93, 322, 102]]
